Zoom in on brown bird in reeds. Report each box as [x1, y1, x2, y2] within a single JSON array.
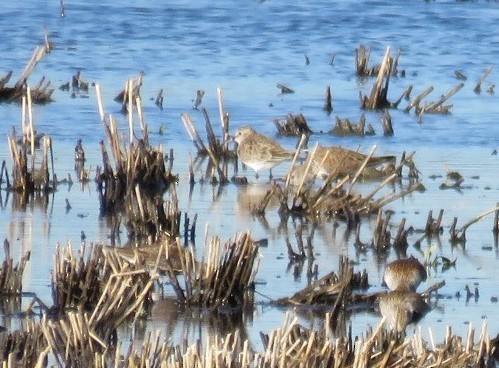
[[234, 126, 294, 179], [312, 145, 396, 178], [383, 256, 427, 292], [378, 290, 430, 332]]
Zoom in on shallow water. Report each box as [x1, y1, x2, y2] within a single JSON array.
[[1, 0, 499, 352]]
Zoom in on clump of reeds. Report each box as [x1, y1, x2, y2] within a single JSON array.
[[356, 45, 400, 78], [1, 239, 31, 296], [52, 243, 155, 321], [275, 256, 368, 307], [51, 243, 105, 312], [164, 232, 259, 312], [6, 88, 55, 196], [95, 82, 178, 241], [0, 34, 53, 104], [0, 321, 47, 367]]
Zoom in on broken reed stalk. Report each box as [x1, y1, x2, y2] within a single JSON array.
[[424, 83, 464, 113], [323, 85, 333, 112], [95, 84, 105, 123], [293, 138, 316, 196], [453, 205, 499, 240], [217, 87, 230, 152], [355, 45, 371, 76], [27, 87, 35, 172], [361, 46, 392, 110], [370, 181, 424, 211], [127, 79, 134, 144], [181, 113, 207, 154], [404, 86, 434, 113], [15, 46, 48, 89], [346, 145, 377, 196], [474, 65, 493, 93]]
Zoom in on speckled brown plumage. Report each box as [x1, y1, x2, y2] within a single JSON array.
[[378, 290, 430, 332], [383, 256, 427, 292], [234, 126, 294, 177], [312, 145, 396, 178]]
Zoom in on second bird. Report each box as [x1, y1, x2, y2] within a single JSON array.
[[312, 145, 396, 179]]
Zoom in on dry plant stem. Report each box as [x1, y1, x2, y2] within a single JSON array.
[[371, 182, 422, 211], [457, 205, 499, 234], [15, 45, 47, 88], [285, 135, 312, 191], [310, 176, 349, 212], [95, 84, 105, 122], [425, 83, 464, 112], [346, 145, 377, 196], [474, 65, 493, 93], [295, 140, 317, 196], [217, 87, 230, 152], [404, 86, 434, 113], [136, 96, 145, 133], [181, 113, 207, 154], [27, 87, 35, 172], [363, 173, 398, 202], [367, 47, 391, 109], [127, 79, 134, 144], [420, 280, 446, 298]]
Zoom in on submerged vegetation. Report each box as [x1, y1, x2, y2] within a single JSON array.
[[1, 31, 499, 367]]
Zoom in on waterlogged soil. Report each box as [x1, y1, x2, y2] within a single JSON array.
[[1, 0, 499, 352]]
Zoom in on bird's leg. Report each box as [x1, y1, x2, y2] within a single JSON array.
[[269, 169, 273, 181], [255, 172, 259, 179]]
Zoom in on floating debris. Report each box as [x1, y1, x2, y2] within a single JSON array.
[[277, 83, 295, 94]]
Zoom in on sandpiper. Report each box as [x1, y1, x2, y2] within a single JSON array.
[[312, 145, 396, 178], [233, 126, 294, 179], [383, 256, 427, 292], [378, 290, 430, 332]]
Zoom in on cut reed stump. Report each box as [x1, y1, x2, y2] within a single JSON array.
[[359, 47, 394, 109], [323, 85, 333, 113], [329, 113, 375, 136], [359, 46, 410, 111], [273, 113, 313, 136]]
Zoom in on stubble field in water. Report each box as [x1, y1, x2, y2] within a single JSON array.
[[1, 0, 499, 351]]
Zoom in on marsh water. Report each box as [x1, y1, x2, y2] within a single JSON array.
[[1, 0, 499, 351]]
